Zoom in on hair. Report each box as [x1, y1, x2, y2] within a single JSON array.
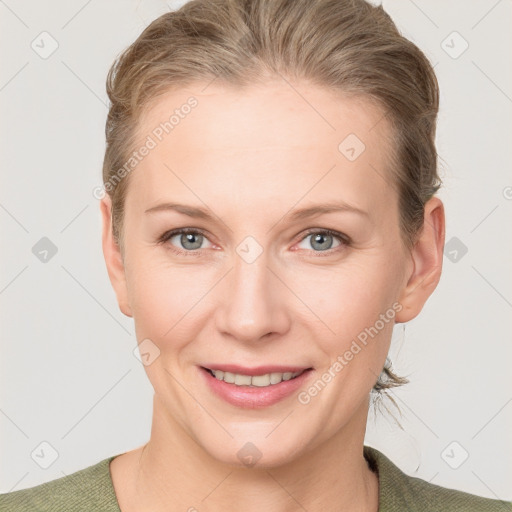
[[102, 0, 441, 397]]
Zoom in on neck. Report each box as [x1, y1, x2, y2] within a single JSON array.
[[114, 395, 379, 512]]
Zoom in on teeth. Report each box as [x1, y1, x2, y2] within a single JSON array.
[[211, 369, 304, 387]]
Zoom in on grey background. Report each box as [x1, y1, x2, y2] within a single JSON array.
[[1, 0, 511, 501]]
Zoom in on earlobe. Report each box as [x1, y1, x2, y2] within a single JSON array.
[[100, 196, 133, 318], [395, 197, 445, 323]]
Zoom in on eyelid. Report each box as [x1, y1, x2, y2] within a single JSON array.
[[300, 228, 350, 244], [293, 228, 350, 255], [157, 227, 214, 256]]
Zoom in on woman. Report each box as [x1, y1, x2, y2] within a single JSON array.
[[1, 0, 509, 510]]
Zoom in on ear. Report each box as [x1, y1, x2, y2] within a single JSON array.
[[395, 196, 445, 323], [100, 195, 133, 317]]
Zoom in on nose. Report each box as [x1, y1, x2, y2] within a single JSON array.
[[214, 247, 291, 343]]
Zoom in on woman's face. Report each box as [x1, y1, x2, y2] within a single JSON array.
[[101, 79, 439, 468]]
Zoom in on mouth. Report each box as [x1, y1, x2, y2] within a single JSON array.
[[200, 366, 313, 388]]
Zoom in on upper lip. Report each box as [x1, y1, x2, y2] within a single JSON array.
[[201, 364, 312, 376]]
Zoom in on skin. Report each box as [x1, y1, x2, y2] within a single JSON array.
[[100, 78, 445, 512]]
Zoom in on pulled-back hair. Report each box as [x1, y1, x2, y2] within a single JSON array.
[[102, 0, 441, 396]]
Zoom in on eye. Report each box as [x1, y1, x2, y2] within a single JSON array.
[[158, 227, 350, 256], [296, 229, 349, 254], [158, 228, 214, 254]]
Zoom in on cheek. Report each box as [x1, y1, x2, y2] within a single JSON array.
[[125, 251, 216, 344], [297, 260, 399, 336], [292, 257, 401, 392]]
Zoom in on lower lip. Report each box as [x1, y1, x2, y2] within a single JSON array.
[[199, 367, 314, 409]]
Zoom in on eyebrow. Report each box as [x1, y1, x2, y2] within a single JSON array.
[[144, 201, 369, 220]]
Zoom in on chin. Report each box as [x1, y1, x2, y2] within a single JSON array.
[[197, 428, 309, 470]]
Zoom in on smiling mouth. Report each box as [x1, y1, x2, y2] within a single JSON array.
[[202, 367, 312, 387]]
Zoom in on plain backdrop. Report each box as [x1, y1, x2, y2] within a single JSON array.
[[1, 0, 511, 501]]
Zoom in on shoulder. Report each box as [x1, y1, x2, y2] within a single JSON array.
[[364, 445, 512, 512], [0, 456, 120, 512]]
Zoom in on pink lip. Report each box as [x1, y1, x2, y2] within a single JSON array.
[[198, 366, 314, 409], [201, 364, 311, 376]]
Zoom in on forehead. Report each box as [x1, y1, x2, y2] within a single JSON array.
[[127, 80, 396, 219], [137, 80, 388, 149]]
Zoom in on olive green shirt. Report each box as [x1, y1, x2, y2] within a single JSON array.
[[0, 446, 510, 511]]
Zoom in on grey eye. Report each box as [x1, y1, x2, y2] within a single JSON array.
[[296, 232, 343, 252], [169, 231, 207, 250], [310, 232, 334, 251]]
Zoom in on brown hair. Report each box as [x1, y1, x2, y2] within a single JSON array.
[[102, 0, 441, 396]]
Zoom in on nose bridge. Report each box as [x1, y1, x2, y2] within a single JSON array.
[[215, 240, 287, 341]]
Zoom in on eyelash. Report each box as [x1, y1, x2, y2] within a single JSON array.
[[299, 228, 351, 256], [157, 227, 350, 257]]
